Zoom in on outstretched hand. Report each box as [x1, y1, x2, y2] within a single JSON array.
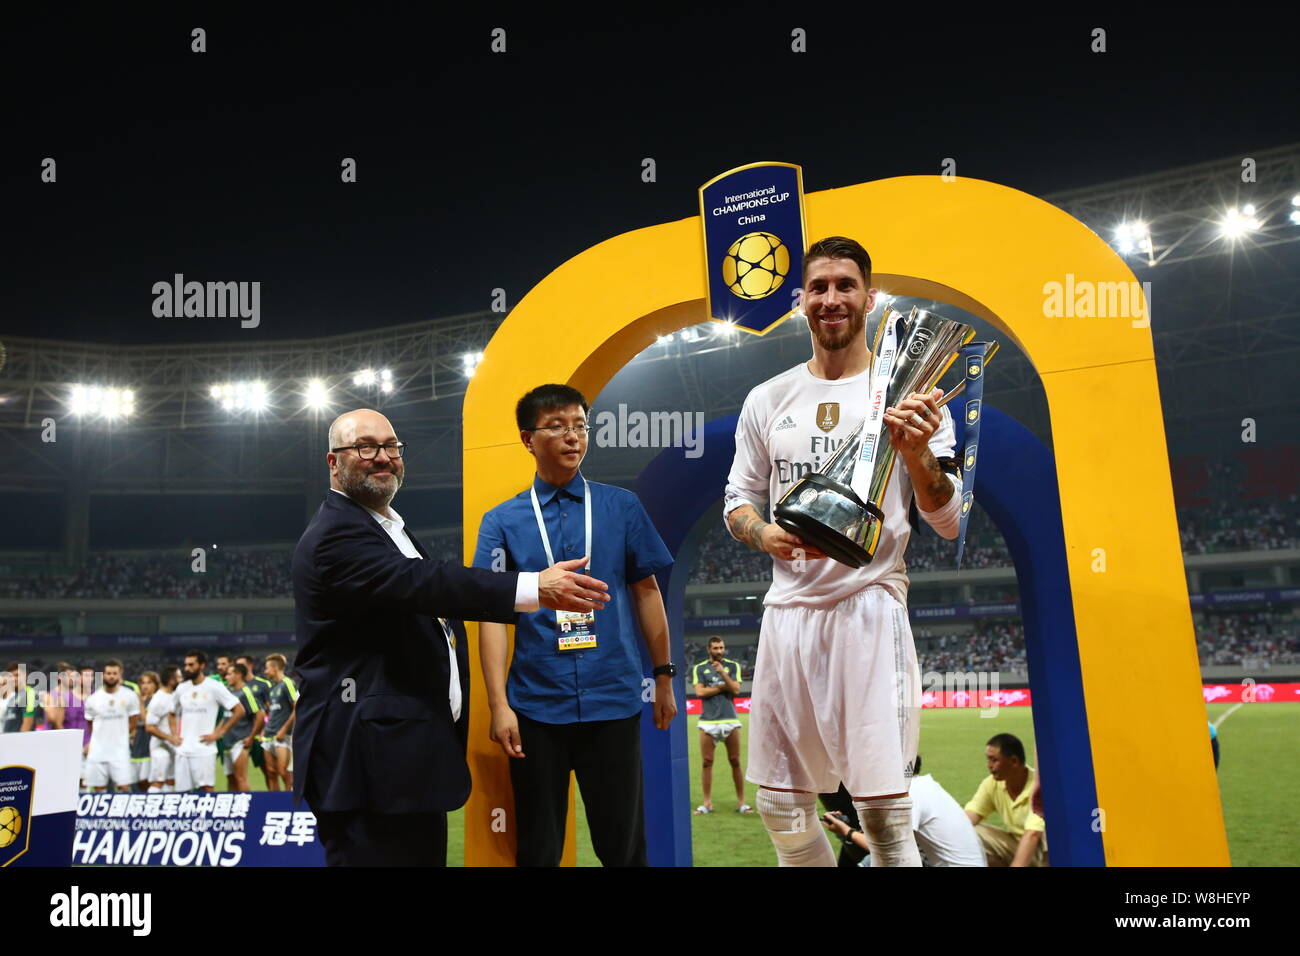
[[538, 556, 611, 613]]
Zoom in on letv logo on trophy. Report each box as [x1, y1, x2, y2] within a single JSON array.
[[152, 274, 261, 329]]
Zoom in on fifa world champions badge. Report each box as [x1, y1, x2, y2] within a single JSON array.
[[699, 162, 808, 336]]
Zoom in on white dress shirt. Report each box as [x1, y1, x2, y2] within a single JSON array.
[[331, 488, 540, 720]]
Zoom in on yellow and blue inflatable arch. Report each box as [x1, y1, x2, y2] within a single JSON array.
[[462, 175, 1227, 867]]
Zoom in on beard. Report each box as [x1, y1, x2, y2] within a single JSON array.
[[340, 461, 403, 502], [806, 308, 867, 352]]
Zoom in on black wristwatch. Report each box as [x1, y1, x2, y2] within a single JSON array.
[[652, 663, 677, 678]]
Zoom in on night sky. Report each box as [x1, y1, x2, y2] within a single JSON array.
[[5, 11, 1298, 345]]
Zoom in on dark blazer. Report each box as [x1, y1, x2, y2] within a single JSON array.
[[291, 490, 518, 814]]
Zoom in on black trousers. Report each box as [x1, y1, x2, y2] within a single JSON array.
[[510, 712, 646, 867], [315, 809, 448, 867]]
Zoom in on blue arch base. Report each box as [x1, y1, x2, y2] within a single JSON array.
[[633, 407, 1104, 866]]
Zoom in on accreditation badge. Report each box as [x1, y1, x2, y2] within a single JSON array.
[[556, 610, 598, 651]]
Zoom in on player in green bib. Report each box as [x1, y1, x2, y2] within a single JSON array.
[[692, 637, 752, 814]]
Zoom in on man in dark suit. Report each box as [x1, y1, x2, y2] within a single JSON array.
[[293, 408, 610, 866]]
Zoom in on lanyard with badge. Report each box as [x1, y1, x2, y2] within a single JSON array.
[[531, 478, 596, 651]]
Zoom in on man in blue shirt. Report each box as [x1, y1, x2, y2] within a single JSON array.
[[474, 384, 678, 866]]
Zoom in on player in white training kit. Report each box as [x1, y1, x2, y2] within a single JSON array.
[[724, 237, 963, 867], [162, 651, 245, 792], [84, 659, 141, 792], [144, 665, 181, 791]]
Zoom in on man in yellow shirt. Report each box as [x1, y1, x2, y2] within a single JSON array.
[[964, 733, 1048, 867]]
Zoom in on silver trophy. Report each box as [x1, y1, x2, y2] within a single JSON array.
[[773, 306, 990, 568]]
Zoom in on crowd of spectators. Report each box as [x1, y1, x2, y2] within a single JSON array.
[[1, 495, 1294, 601], [914, 621, 1028, 676], [1178, 498, 1300, 554], [0, 617, 60, 636], [0, 532, 465, 601], [1196, 610, 1299, 667], [3, 521, 1298, 671]]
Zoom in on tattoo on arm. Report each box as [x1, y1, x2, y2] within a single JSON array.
[[917, 448, 955, 507], [728, 507, 769, 553]]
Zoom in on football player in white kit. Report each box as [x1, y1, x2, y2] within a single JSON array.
[[724, 236, 963, 867], [162, 651, 245, 792], [144, 665, 181, 791], [83, 660, 141, 792]]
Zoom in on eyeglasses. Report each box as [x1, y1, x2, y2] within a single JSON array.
[[528, 425, 590, 436], [331, 442, 407, 460]]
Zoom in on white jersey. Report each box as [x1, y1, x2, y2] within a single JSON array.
[[909, 774, 987, 867], [145, 689, 175, 752], [724, 361, 962, 608], [84, 687, 140, 762], [165, 679, 240, 756]]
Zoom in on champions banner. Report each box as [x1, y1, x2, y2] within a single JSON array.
[[699, 162, 807, 335], [73, 791, 324, 866]]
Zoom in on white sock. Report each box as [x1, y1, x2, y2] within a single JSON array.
[[854, 797, 922, 867], [756, 789, 837, 867]]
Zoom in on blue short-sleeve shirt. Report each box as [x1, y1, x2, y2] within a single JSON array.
[[473, 471, 673, 723]]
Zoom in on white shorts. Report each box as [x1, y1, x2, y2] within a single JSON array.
[[746, 587, 920, 797], [174, 753, 216, 791], [699, 721, 742, 743], [263, 735, 292, 770], [134, 759, 151, 783], [84, 759, 134, 789], [222, 739, 247, 775], [149, 746, 175, 783]]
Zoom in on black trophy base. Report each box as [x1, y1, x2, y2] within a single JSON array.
[[773, 473, 881, 570]]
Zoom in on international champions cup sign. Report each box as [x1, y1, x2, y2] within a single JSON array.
[[699, 162, 808, 335], [73, 792, 324, 866]]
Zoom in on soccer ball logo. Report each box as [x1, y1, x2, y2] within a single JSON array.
[[721, 232, 789, 300], [0, 806, 21, 848]]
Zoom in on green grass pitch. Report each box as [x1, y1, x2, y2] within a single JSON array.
[[216, 702, 1297, 866]]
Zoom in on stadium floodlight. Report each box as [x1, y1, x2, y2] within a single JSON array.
[[211, 381, 271, 413], [1114, 220, 1152, 256], [304, 379, 330, 410], [656, 333, 675, 346], [1292, 194, 1300, 207], [462, 351, 484, 377], [1218, 206, 1260, 239], [67, 384, 135, 419], [352, 368, 376, 387], [1290, 210, 1300, 226]]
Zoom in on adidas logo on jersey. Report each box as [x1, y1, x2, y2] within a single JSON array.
[[773, 415, 797, 433]]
